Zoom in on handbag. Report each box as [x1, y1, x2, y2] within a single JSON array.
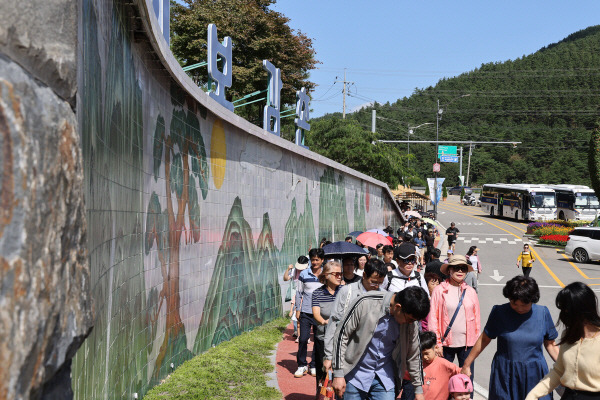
[[441, 289, 466, 342], [317, 374, 335, 400]]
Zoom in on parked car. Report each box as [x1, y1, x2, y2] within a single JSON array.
[[448, 186, 473, 196], [565, 227, 600, 263]]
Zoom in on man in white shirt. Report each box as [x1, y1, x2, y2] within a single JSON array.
[[383, 242, 429, 294]]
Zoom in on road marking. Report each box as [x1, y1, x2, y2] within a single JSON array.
[[559, 253, 600, 280], [479, 283, 562, 288], [490, 270, 504, 282], [439, 205, 565, 287]]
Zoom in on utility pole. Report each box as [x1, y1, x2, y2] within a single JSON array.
[[466, 143, 473, 186], [434, 99, 440, 217], [459, 146, 463, 184], [343, 68, 346, 119], [372, 110, 376, 133], [335, 68, 353, 119]]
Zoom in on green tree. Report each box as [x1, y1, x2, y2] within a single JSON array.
[[442, 186, 448, 199], [341, 26, 600, 187], [170, 0, 319, 121], [588, 127, 600, 198]]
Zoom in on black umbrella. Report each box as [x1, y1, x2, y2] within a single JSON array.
[[322, 241, 369, 259]]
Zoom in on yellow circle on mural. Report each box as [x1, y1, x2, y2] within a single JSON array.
[[211, 119, 227, 189]]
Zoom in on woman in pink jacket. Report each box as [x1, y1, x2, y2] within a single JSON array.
[[428, 254, 481, 396]]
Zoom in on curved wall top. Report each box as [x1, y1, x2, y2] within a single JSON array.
[[72, 0, 404, 398], [137, 0, 404, 208]]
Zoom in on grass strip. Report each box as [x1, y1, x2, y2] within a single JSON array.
[[144, 317, 289, 400]]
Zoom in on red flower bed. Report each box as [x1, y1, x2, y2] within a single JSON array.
[[538, 234, 569, 246]]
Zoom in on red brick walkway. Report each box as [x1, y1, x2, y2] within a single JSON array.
[[276, 322, 318, 400]]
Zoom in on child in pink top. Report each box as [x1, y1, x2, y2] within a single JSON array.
[[420, 331, 461, 400]]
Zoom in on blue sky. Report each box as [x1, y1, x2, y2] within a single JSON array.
[[270, 1, 600, 117]]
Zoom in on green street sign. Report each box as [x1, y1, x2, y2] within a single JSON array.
[[438, 145, 457, 156]]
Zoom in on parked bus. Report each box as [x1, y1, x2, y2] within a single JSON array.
[[480, 184, 557, 221], [547, 184, 600, 221]]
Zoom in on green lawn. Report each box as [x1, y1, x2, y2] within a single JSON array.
[[144, 317, 289, 400]]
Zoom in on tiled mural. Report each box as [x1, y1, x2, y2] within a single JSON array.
[[71, 0, 402, 398]]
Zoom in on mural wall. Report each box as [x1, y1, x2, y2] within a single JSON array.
[[71, 0, 402, 398]]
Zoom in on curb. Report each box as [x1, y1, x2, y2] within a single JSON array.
[[474, 381, 489, 399], [265, 342, 280, 391], [533, 243, 565, 249]]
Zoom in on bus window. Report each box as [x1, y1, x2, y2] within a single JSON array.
[[531, 193, 556, 208], [575, 193, 600, 209]]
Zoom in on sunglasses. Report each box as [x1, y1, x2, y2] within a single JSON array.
[[403, 257, 418, 264], [328, 272, 343, 278], [451, 266, 469, 272]]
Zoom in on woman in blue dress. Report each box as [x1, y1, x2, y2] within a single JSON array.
[[460, 275, 559, 400]]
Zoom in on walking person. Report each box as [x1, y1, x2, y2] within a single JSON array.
[[461, 276, 559, 400], [342, 256, 361, 284], [355, 254, 368, 277], [424, 228, 436, 261], [284, 256, 309, 339], [294, 248, 325, 378], [428, 255, 481, 398], [465, 246, 483, 277], [446, 223, 460, 251], [383, 242, 429, 294], [312, 260, 343, 395], [517, 244, 536, 278], [323, 259, 388, 371], [526, 282, 600, 400], [330, 286, 430, 400]]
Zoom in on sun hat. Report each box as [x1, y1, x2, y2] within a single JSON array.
[[295, 255, 309, 271], [393, 242, 417, 260], [448, 374, 473, 393], [441, 254, 474, 275]]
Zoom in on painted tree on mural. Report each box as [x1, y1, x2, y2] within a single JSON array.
[[193, 197, 282, 353], [354, 183, 366, 232], [279, 190, 317, 273], [319, 167, 350, 242], [145, 89, 208, 381]]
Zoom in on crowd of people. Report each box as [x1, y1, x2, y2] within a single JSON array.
[[283, 217, 600, 400]]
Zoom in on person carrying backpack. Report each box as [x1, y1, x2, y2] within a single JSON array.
[[382, 242, 429, 295]]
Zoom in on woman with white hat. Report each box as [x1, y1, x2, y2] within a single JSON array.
[[428, 255, 481, 398]]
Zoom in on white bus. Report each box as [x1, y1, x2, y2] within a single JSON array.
[[481, 184, 557, 221], [547, 185, 600, 221]]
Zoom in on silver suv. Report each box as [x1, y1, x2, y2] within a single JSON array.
[[565, 227, 600, 263]]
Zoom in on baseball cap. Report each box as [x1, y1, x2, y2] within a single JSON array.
[[393, 242, 417, 260]]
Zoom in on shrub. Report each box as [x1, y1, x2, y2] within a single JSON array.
[[531, 226, 573, 237], [538, 234, 569, 246], [526, 221, 585, 234]]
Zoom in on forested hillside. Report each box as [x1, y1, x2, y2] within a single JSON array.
[[314, 26, 600, 187]]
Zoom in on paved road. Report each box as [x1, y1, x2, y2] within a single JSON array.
[[436, 195, 600, 398]]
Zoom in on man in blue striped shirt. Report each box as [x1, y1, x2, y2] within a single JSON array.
[[294, 248, 325, 378]]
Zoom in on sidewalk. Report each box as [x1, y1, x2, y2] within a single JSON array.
[[276, 322, 317, 400], [275, 322, 486, 399]]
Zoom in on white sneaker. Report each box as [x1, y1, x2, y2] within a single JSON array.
[[294, 366, 308, 378], [310, 367, 317, 377]]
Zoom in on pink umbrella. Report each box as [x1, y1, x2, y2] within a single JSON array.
[[356, 232, 390, 249], [405, 211, 422, 218]]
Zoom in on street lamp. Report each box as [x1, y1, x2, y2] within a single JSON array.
[[433, 94, 470, 217], [407, 122, 433, 169]]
